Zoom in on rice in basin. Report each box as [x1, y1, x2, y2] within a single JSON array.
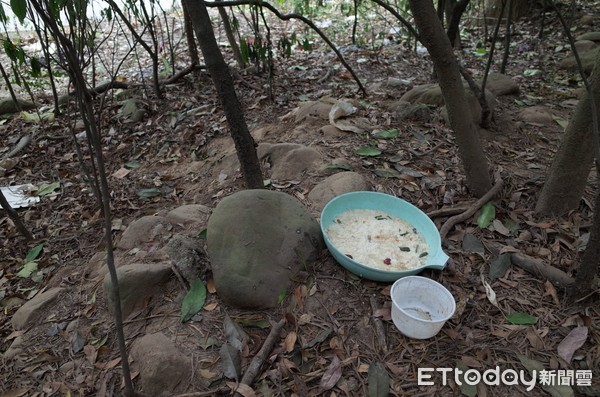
[[326, 209, 428, 271]]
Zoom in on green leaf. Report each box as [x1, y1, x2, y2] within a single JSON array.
[[553, 115, 568, 129], [356, 146, 381, 157], [372, 129, 399, 139], [477, 202, 495, 228], [199, 335, 218, 349], [462, 233, 485, 255], [31, 57, 42, 77], [506, 312, 537, 325], [455, 360, 477, 397], [37, 182, 60, 196], [21, 111, 40, 123], [181, 279, 207, 323], [136, 188, 161, 199], [373, 168, 401, 178], [16, 262, 38, 278], [489, 253, 511, 281], [367, 362, 390, 397], [473, 48, 488, 57], [277, 288, 287, 304], [124, 160, 141, 169], [523, 69, 541, 77], [10, 0, 26, 22], [198, 229, 207, 239], [25, 244, 44, 262], [326, 163, 352, 171], [263, 179, 271, 187], [518, 355, 574, 397]]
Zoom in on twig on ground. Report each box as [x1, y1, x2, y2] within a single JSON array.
[[407, 142, 445, 157], [169, 262, 189, 292], [439, 174, 503, 241], [427, 205, 472, 218], [369, 295, 388, 355], [317, 68, 333, 84], [487, 242, 575, 287], [161, 63, 204, 85], [233, 319, 286, 395]]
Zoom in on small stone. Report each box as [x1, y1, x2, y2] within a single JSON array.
[[131, 333, 191, 396]]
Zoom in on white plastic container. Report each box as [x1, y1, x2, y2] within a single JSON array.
[[390, 276, 456, 339]]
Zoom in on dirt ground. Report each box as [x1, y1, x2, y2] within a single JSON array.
[[1, 3, 599, 396]]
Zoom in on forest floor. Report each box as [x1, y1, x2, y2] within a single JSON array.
[[1, 2, 600, 397]]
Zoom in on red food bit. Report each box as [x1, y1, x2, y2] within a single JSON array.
[[383, 258, 392, 265], [346, 254, 354, 259]]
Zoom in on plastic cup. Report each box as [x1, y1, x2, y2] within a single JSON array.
[[390, 276, 456, 339]]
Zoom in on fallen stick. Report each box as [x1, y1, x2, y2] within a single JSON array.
[[427, 205, 472, 219], [487, 242, 575, 287], [439, 175, 503, 241], [369, 296, 388, 354], [234, 319, 286, 396]]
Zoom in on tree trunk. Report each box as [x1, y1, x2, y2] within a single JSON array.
[[182, 0, 264, 189], [535, 51, 600, 216], [181, 0, 200, 70], [446, 0, 470, 48], [408, 0, 492, 197], [217, 2, 245, 69], [568, 184, 600, 300]]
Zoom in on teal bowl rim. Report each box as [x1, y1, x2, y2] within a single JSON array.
[[319, 191, 447, 281]]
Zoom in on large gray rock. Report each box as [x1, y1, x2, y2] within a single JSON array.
[[258, 143, 324, 180], [207, 190, 323, 308], [117, 215, 171, 251], [11, 288, 64, 330], [400, 84, 445, 106], [308, 172, 370, 211], [559, 47, 600, 73], [482, 73, 520, 96], [519, 106, 555, 125], [577, 32, 600, 42], [393, 102, 435, 122], [401, 82, 496, 126], [131, 333, 191, 396], [575, 40, 598, 54], [103, 262, 172, 318], [165, 204, 211, 228]]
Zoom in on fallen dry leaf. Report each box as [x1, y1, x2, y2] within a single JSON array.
[[284, 331, 297, 353], [544, 280, 560, 306], [526, 328, 545, 350], [373, 308, 391, 321], [557, 327, 588, 363], [460, 355, 483, 368], [319, 356, 342, 392], [227, 382, 256, 397]]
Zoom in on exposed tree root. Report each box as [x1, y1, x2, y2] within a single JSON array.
[[439, 173, 503, 241], [487, 242, 575, 287]]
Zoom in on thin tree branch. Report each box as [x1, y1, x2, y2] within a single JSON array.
[[203, 0, 367, 96]]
